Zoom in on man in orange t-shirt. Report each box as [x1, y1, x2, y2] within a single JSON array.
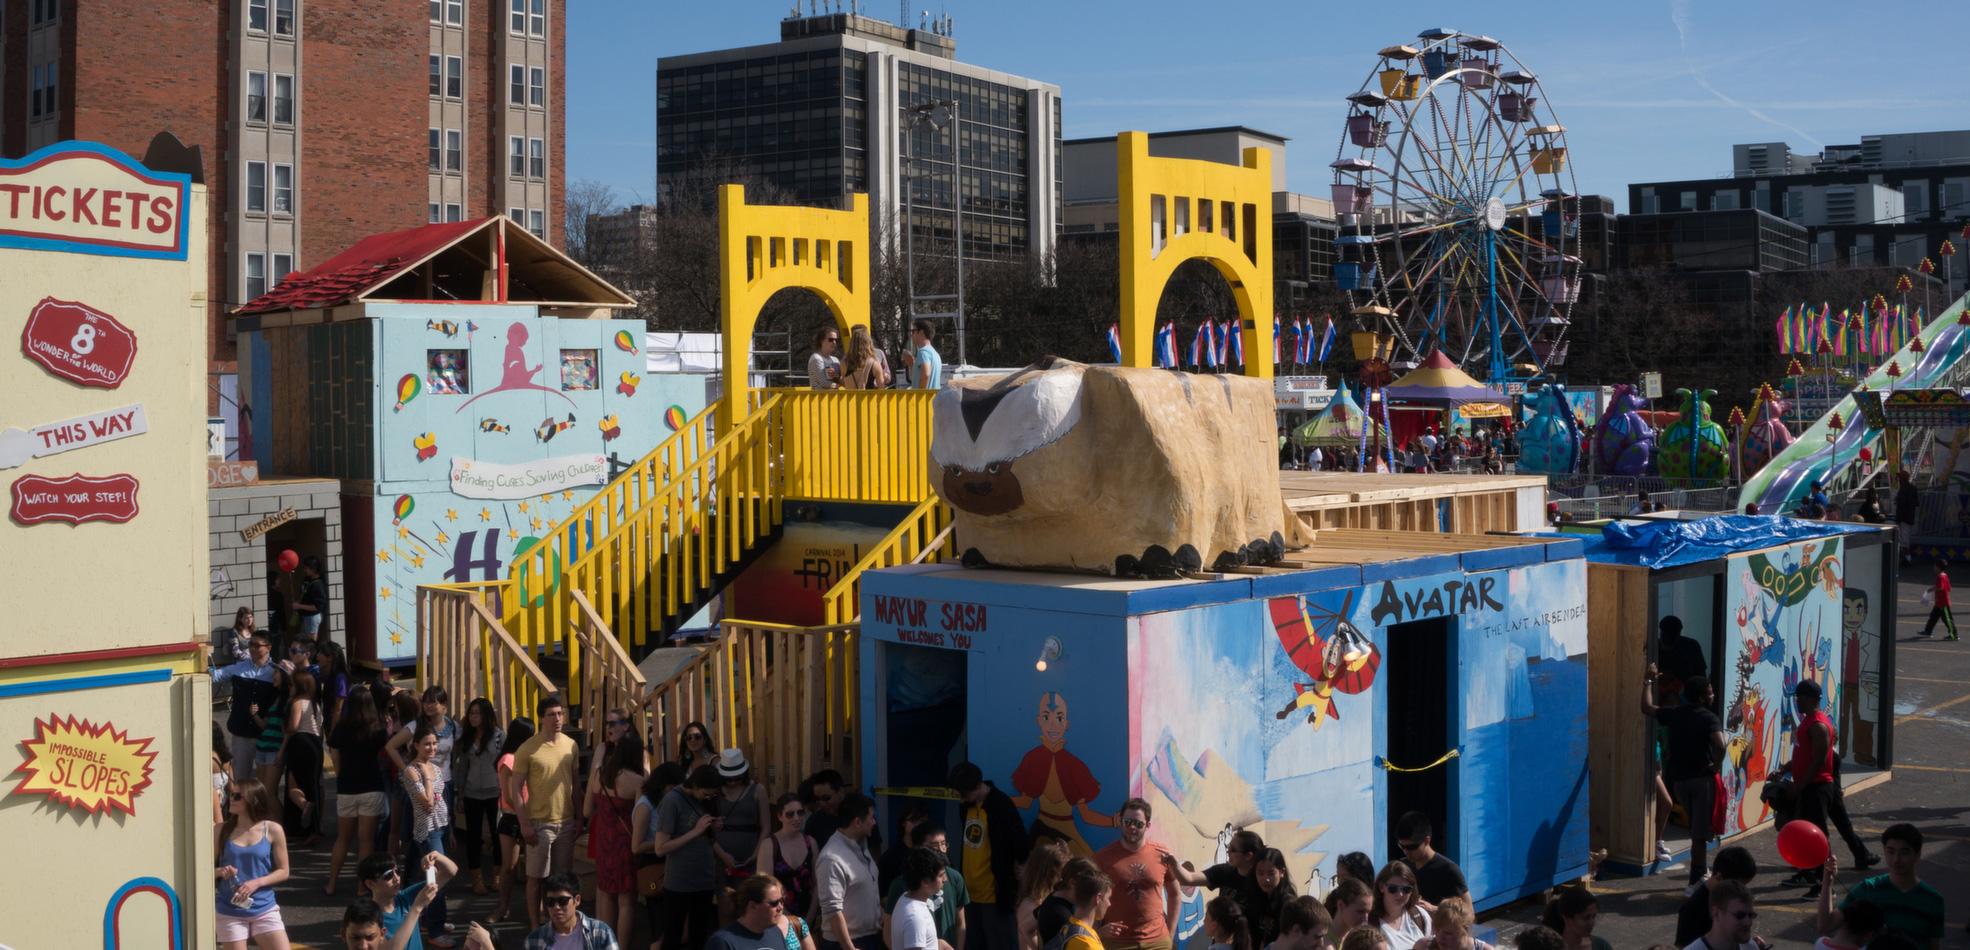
[[1092, 798, 1177, 950]]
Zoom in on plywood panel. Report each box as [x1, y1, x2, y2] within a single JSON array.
[[1587, 563, 1654, 866]]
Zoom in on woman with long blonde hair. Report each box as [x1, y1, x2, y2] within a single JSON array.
[[839, 325, 890, 389]]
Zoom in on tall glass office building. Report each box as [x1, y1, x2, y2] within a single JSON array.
[[657, 12, 1061, 261]]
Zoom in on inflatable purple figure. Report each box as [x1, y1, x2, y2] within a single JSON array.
[[1592, 383, 1656, 476]]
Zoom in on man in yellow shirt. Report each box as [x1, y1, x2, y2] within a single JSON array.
[[950, 762, 1031, 950], [506, 693, 580, 929]]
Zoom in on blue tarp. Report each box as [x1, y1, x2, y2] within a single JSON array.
[[1549, 515, 1886, 570]]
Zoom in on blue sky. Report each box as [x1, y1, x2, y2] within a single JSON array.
[[567, 1, 1966, 209]]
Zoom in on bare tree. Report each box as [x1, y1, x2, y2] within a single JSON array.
[[563, 179, 623, 267]]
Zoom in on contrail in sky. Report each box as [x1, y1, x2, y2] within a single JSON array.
[[1668, 0, 1823, 149]]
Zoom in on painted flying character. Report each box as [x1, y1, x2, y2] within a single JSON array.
[[1009, 692, 1112, 857], [1267, 590, 1380, 729]]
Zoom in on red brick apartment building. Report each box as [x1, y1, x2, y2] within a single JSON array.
[[1, 0, 565, 376]]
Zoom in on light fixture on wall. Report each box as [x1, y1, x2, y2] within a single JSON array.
[[1036, 636, 1062, 672]]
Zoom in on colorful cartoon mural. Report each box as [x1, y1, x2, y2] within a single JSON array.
[[1839, 550, 1882, 767], [352, 306, 705, 659], [1719, 539, 1845, 835], [861, 549, 1592, 918]]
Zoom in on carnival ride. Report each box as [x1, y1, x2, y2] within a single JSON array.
[[1740, 294, 1970, 514], [1330, 28, 1581, 389]]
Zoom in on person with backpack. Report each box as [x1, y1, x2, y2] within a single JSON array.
[[1049, 866, 1111, 950]]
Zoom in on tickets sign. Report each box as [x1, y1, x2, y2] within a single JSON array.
[[11, 473, 141, 525], [10, 714, 157, 815], [0, 143, 191, 260], [21, 297, 138, 388]]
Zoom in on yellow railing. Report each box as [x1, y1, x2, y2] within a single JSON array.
[[506, 395, 786, 701], [416, 582, 553, 728], [770, 389, 938, 504], [643, 619, 860, 796], [566, 590, 649, 749], [822, 496, 956, 623]]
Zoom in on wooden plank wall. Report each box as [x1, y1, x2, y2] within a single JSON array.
[[1587, 562, 1655, 866], [266, 327, 313, 477], [1294, 488, 1520, 534]]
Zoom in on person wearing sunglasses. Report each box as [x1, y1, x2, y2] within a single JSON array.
[[1691, 880, 1767, 950], [357, 850, 457, 950], [808, 328, 842, 391], [522, 872, 621, 950], [1092, 799, 1178, 950], [704, 874, 795, 950], [1368, 863, 1431, 950], [1165, 829, 1266, 937], [676, 722, 715, 774], [1393, 813, 1467, 906]]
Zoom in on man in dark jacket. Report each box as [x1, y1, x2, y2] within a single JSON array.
[[1895, 470, 1919, 562], [948, 762, 1030, 950]]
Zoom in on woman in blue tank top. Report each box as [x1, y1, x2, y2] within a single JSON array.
[[217, 778, 293, 950]]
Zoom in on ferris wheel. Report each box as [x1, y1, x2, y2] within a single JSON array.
[[1330, 28, 1581, 388]]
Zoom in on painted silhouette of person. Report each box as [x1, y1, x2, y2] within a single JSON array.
[[457, 322, 574, 411], [1009, 691, 1111, 856]]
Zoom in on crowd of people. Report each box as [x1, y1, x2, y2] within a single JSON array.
[[1278, 425, 1515, 474], [200, 627, 1951, 950], [807, 321, 944, 391]]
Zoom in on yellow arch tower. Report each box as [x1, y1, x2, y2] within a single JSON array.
[[1116, 130, 1275, 378], [718, 184, 870, 430]]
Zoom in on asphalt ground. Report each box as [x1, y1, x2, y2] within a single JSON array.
[[1481, 560, 1969, 950], [266, 564, 1968, 950]]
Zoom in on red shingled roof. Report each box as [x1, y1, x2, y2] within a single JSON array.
[[234, 218, 490, 314]]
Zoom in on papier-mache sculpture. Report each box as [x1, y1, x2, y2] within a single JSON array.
[[929, 357, 1309, 577]]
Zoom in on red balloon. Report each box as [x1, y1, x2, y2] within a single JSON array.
[[1858, 448, 1873, 462], [277, 549, 300, 572], [1776, 820, 1830, 869]]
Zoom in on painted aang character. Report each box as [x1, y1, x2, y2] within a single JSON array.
[[1008, 691, 1110, 856]]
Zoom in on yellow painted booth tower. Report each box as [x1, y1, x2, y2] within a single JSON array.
[[0, 142, 215, 950]]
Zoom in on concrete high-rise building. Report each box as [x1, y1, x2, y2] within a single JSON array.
[[657, 11, 1061, 262], [1, 0, 566, 376]]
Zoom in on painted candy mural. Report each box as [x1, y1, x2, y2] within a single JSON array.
[[1718, 538, 1846, 835], [364, 309, 704, 658]]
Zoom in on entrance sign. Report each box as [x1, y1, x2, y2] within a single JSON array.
[[448, 453, 606, 500], [240, 506, 297, 541], [21, 297, 138, 388], [0, 144, 191, 260], [0, 403, 148, 469], [10, 714, 158, 815], [11, 472, 141, 525]]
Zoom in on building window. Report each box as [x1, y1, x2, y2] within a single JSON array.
[[510, 65, 525, 105], [445, 0, 462, 24], [509, 207, 525, 223], [273, 74, 294, 124], [274, 0, 294, 34], [273, 253, 294, 285], [428, 128, 441, 170], [247, 71, 267, 122], [1679, 191, 1696, 211], [273, 164, 293, 214], [445, 130, 463, 173], [248, 0, 268, 31], [31, 0, 58, 25], [445, 203, 463, 223], [245, 161, 267, 213], [529, 209, 545, 239], [509, 137, 526, 177], [446, 56, 463, 99], [430, 56, 441, 97], [429, 0, 441, 22], [529, 137, 545, 179], [245, 254, 267, 301], [510, 0, 525, 32], [529, 0, 544, 35], [430, 203, 441, 223], [30, 64, 55, 119], [529, 67, 544, 107]]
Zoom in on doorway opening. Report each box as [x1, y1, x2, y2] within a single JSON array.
[[883, 641, 968, 835], [1384, 615, 1455, 862], [262, 516, 326, 644]]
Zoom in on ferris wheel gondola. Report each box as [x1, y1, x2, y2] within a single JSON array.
[[1331, 29, 1581, 389]]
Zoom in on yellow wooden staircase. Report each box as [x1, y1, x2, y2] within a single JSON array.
[[417, 388, 953, 792]]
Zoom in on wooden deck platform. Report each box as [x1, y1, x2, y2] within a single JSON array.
[[1278, 472, 1547, 534]]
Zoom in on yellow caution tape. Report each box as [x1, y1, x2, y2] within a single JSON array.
[[873, 786, 960, 800], [1375, 748, 1461, 773]]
